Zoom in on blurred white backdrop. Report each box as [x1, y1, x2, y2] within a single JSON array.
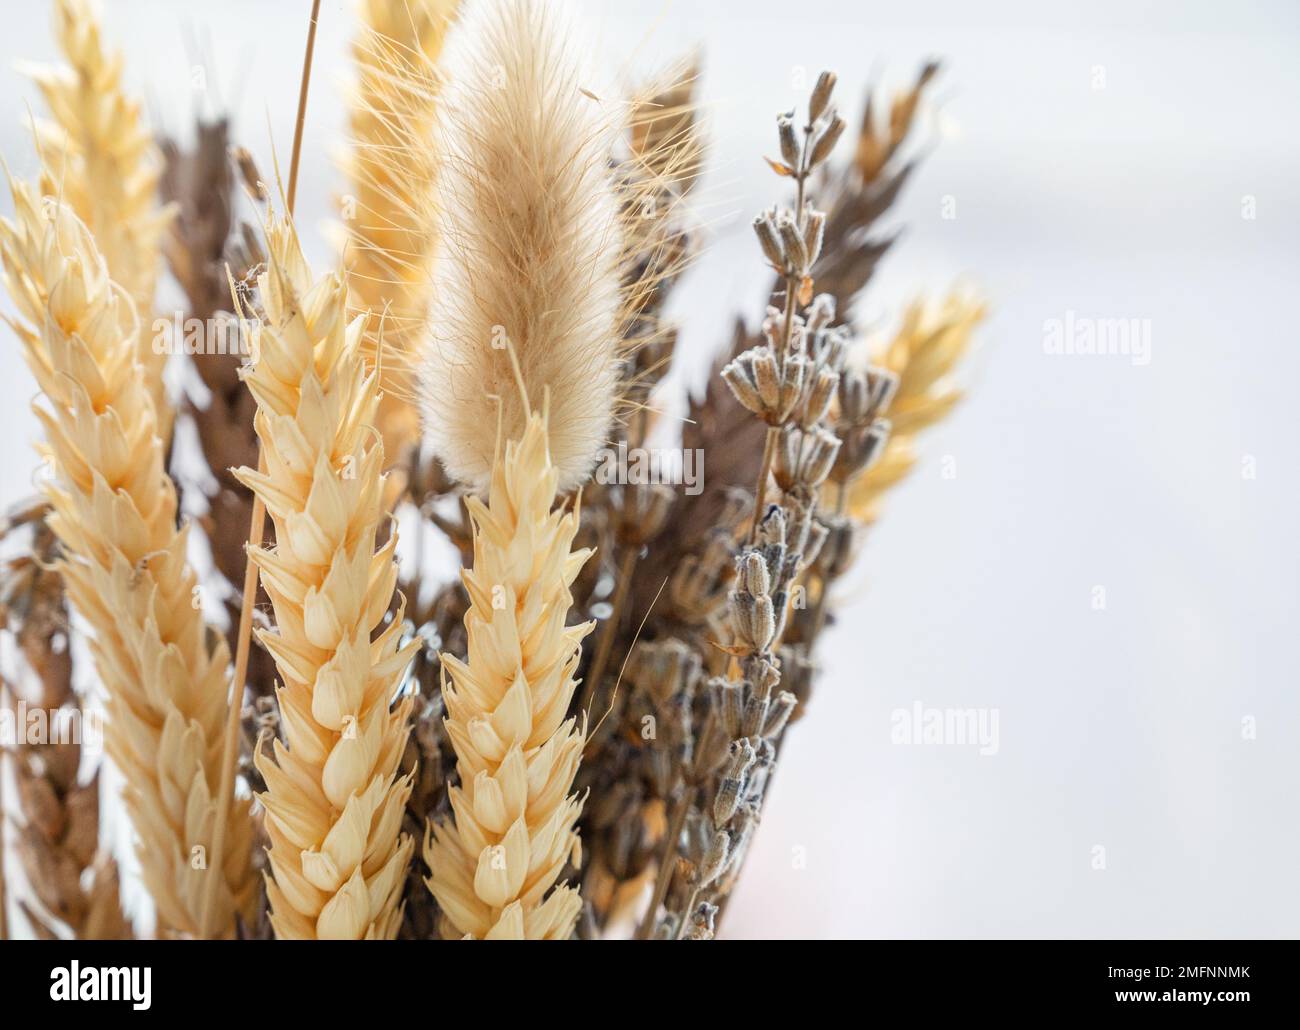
[[2, 0, 1297, 938]]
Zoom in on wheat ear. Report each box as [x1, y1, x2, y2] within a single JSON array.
[[232, 213, 418, 940], [846, 291, 983, 521], [0, 180, 254, 936], [423, 411, 593, 939], [344, 0, 458, 467], [25, 0, 173, 438], [421, 0, 623, 493]]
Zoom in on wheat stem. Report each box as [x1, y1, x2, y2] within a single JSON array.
[[579, 546, 637, 716], [635, 783, 695, 939]]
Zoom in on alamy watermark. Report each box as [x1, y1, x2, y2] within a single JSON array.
[[891, 700, 999, 756], [49, 962, 151, 1010], [151, 312, 262, 359], [0, 700, 103, 752], [592, 441, 704, 496], [1043, 310, 1151, 366]]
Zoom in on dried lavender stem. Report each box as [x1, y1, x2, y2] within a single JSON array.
[[747, 425, 781, 545], [776, 129, 811, 363], [747, 134, 811, 544], [200, 0, 320, 939], [635, 783, 696, 939], [581, 546, 639, 716], [676, 884, 703, 940]]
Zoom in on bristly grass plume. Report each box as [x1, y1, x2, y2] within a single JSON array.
[[420, 0, 623, 493]]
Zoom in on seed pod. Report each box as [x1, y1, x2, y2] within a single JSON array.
[[776, 210, 808, 273], [777, 352, 809, 421], [777, 111, 800, 170], [839, 368, 872, 423], [750, 656, 782, 700], [711, 677, 745, 738], [772, 425, 802, 493], [757, 505, 787, 549], [809, 70, 837, 123], [721, 354, 763, 415], [867, 367, 900, 415], [741, 691, 769, 739], [713, 739, 757, 825], [721, 803, 759, 879], [806, 293, 836, 332], [802, 207, 827, 268], [806, 429, 847, 488], [763, 691, 798, 740], [752, 348, 782, 410], [809, 112, 846, 167], [801, 367, 839, 428], [619, 482, 674, 545], [698, 830, 731, 885], [861, 418, 891, 470], [752, 212, 785, 270], [736, 550, 771, 597]]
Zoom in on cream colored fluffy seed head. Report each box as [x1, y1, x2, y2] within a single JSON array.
[[0, 180, 254, 936], [233, 213, 419, 940], [420, 0, 623, 493], [424, 412, 593, 939]]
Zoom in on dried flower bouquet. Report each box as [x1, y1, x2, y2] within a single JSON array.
[[0, 0, 980, 940]]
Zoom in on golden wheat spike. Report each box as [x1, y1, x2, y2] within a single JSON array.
[[848, 290, 984, 521], [424, 412, 593, 939], [343, 0, 458, 470], [25, 0, 174, 439], [0, 180, 254, 937], [232, 213, 418, 940]]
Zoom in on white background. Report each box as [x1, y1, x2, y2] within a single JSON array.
[[2, 0, 1297, 938]]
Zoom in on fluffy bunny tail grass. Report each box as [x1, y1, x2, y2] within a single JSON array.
[[233, 213, 418, 940], [420, 0, 623, 493], [0, 180, 254, 936], [424, 412, 593, 939]]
